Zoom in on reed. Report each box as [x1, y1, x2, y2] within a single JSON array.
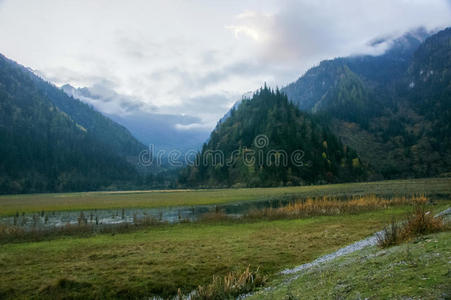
[[0, 194, 431, 244], [0, 215, 167, 244], [198, 209, 231, 222], [192, 265, 266, 299], [246, 194, 427, 219]]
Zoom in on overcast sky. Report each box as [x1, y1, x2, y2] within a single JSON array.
[[0, 0, 450, 130]]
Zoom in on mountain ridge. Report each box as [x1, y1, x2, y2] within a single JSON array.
[[0, 53, 148, 193], [282, 27, 451, 178], [61, 83, 209, 153]]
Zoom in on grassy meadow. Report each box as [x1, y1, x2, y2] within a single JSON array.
[[2, 205, 449, 299], [0, 177, 450, 216], [0, 178, 449, 299]]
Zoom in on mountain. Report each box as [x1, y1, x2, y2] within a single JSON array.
[[61, 84, 209, 154], [179, 86, 366, 188], [282, 28, 451, 178], [27, 81, 146, 160], [0, 54, 148, 194], [283, 29, 429, 112], [403, 27, 451, 141]]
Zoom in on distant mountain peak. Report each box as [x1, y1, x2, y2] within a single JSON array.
[[282, 27, 451, 179]]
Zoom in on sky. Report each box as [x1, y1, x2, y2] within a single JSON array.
[[0, 0, 450, 132]]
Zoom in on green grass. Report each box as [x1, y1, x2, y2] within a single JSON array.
[[0, 177, 450, 216], [1, 205, 442, 299], [251, 231, 451, 299]]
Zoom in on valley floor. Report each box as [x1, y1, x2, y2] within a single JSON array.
[[0, 177, 450, 216], [0, 178, 450, 299], [0, 203, 450, 299]]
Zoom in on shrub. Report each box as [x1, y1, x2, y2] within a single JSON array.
[[377, 204, 445, 248], [376, 218, 401, 248], [403, 204, 444, 236]]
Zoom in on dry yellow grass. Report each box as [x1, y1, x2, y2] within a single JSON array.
[[377, 203, 447, 248], [248, 194, 428, 219], [192, 265, 267, 299], [1, 177, 449, 216]]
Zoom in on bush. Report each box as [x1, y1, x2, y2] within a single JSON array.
[[404, 205, 444, 236], [376, 218, 401, 248], [377, 204, 445, 248]]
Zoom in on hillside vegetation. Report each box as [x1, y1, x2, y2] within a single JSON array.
[[250, 231, 451, 299], [283, 28, 451, 179], [0, 54, 144, 194], [180, 86, 366, 187]]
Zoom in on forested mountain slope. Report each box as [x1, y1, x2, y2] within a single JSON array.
[[0, 54, 144, 193], [282, 28, 450, 178], [179, 87, 366, 187]]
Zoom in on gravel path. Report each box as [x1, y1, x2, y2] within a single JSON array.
[[282, 207, 450, 276], [281, 231, 382, 275], [242, 207, 451, 298]]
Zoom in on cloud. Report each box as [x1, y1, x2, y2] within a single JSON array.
[[149, 60, 273, 92], [226, 25, 264, 41], [182, 94, 235, 114], [0, 0, 450, 133], [228, 0, 451, 64], [174, 123, 212, 131], [107, 110, 210, 150], [63, 80, 154, 115]]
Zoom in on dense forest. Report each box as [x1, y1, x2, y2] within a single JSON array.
[[0, 54, 176, 194], [283, 27, 451, 179], [179, 86, 366, 187]]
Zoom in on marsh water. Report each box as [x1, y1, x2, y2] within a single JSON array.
[[0, 197, 295, 230]]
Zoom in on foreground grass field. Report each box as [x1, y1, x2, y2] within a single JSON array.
[[0, 203, 450, 299], [0, 177, 450, 216], [251, 231, 451, 299]]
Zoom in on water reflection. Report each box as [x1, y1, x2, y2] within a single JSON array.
[[0, 197, 295, 230]]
